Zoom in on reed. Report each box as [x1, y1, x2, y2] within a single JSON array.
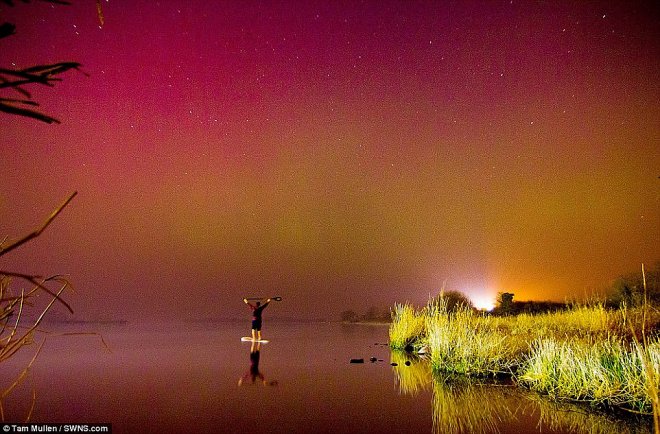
[[389, 303, 427, 350], [632, 263, 660, 433], [426, 306, 525, 376], [0, 193, 78, 422], [0, 275, 71, 363], [519, 336, 659, 413], [634, 336, 660, 433], [389, 299, 660, 415], [0, 192, 77, 364]]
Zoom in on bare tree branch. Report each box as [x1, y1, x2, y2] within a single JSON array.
[[0, 76, 31, 98], [1, 0, 88, 123], [0, 100, 60, 124], [0, 191, 77, 258], [0, 63, 85, 88], [0, 273, 73, 314]]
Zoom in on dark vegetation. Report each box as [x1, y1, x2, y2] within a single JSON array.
[[390, 264, 660, 426], [491, 292, 566, 316], [489, 263, 660, 316], [607, 264, 660, 308], [341, 265, 660, 324], [340, 306, 392, 323], [0, 0, 103, 124], [430, 290, 474, 312], [0, 193, 77, 361], [0, 1, 83, 363], [0, 1, 93, 419]]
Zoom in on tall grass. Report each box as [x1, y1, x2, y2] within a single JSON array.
[[389, 301, 660, 415], [520, 336, 660, 413], [426, 306, 525, 375], [0, 193, 77, 364], [635, 336, 660, 432], [0, 275, 71, 363], [389, 303, 427, 350], [0, 193, 77, 422]]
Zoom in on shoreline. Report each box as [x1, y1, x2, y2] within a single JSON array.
[[389, 303, 660, 416], [341, 321, 391, 326]]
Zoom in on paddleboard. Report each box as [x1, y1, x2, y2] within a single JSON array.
[[241, 337, 269, 343]]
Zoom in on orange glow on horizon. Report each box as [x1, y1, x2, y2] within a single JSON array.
[[470, 294, 496, 311]]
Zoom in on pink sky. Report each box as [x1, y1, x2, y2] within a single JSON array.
[[1, 0, 658, 320]]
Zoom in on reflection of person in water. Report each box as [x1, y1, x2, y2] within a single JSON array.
[[243, 298, 271, 341], [238, 342, 270, 386]]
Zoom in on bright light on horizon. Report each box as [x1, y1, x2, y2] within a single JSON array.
[[471, 294, 496, 311]]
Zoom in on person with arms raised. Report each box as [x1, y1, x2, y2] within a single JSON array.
[[243, 298, 271, 341]]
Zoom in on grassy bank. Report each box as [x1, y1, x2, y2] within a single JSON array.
[[390, 354, 654, 434], [389, 301, 660, 415]]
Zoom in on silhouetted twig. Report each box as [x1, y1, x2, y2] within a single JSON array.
[[0, 0, 101, 123], [0, 191, 77, 258]]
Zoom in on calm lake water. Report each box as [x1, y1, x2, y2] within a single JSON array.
[[1, 322, 653, 434]]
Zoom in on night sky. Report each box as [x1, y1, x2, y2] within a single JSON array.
[[1, 0, 658, 320]]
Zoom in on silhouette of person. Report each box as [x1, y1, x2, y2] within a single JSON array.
[[243, 298, 271, 341]]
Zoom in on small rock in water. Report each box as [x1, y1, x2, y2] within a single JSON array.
[[370, 357, 377, 363], [404, 361, 411, 366], [391, 362, 398, 366], [350, 358, 365, 364]]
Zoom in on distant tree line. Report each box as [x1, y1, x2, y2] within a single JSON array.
[[340, 306, 392, 323], [491, 292, 565, 316], [491, 263, 660, 316], [424, 264, 660, 317], [344, 265, 660, 322]]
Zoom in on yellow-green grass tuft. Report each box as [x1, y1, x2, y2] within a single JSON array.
[[389, 299, 660, 416], [427, 306, 526, 376], [520, 336, 660, 414], [389, 303, 427, 350]]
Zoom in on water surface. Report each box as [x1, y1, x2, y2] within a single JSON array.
[[1, 322, 652, 434]]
